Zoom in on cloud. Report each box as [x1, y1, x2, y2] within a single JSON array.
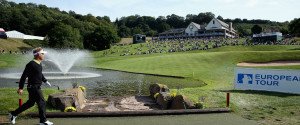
[[246, 0, 258, 7], [90, 0, 141, 8], [222, 0, 236, 3]]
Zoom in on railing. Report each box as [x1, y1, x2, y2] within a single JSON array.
[[159, 33, 227, 39]]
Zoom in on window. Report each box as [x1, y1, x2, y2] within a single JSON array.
[[213, 20, 215, 24]]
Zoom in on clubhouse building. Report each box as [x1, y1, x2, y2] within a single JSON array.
[[159, 18, 238, 39], [252, 32, 283, 43]]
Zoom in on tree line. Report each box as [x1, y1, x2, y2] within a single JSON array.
[[0, 0, 299, 50], [116, 13, 299, 37], [0, 0, 119, 50]]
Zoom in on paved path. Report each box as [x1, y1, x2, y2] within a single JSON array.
[[11, 113, 258, 125]]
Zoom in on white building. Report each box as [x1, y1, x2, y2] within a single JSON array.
[[6, 30, 44, 40], [185, 22, 201, 36], [159, 18, 238, 39], [205, 18, 237, 38]]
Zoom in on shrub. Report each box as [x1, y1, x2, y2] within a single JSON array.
[[23, 39, 48, 48], [195, 102, 204, 109]]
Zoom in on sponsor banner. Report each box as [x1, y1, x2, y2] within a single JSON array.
[[234, 67, 300, 94]]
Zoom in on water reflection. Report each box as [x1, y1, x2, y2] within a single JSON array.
[[0, 68, 205, 97]]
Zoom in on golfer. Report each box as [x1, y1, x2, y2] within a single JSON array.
[[9, 47, 53, 125]]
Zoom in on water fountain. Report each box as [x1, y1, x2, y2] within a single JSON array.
[[0, 48, 202, 96], [0, 48, 101, 80]]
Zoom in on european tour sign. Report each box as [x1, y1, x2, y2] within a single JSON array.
[[234, 67, 300, 94]]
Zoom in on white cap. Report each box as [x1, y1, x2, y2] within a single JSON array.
[[39, 49, 47, 54], [33, 49, 47, 55]]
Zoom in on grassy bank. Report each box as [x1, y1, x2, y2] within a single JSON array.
[[0, 54, 24, 69], [0, 38, 31, 51], [0, 88, 61, 115]]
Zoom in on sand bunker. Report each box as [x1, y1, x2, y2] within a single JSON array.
[[237, 61, 300, 67]]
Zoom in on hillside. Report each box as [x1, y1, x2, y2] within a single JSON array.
[[0, 38, 32, 52]]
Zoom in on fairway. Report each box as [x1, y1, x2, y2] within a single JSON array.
[[94, 46, 300, 89], [92, 45, 300, 125]]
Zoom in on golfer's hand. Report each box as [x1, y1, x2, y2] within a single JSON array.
[[45, 81, 51, 87], [17, 89, 23, 95]]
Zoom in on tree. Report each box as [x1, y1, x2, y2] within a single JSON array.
[[289, 18, 300, 36], [47, 23, 83, 48], [237, 27, 251, 37], [0, 6, 12, 30], [280, 27, 289, 35], [142, 16, 156, 30], [217, 15, 224, 21], [157, 22, 170, 33], [233, 18, 242, 23], [185, 14, 197, 25], [197, 12, 215, 24], [251, 24, 263, 34], [96, 16, 111, 23], [131, 26, 143, 35], [102, 16, 111, 22], [84, 23, 120, 50], [10, 8, 28, 33], [166, 14, 185, 28], [118, 24, 131, 37]]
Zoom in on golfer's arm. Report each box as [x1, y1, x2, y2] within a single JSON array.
[[42, 74, 47, 83], [19, 64, 29, 89]]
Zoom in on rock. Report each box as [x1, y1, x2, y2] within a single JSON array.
[[149, 83, 169, 99], [156, 92, 172, 109], [47, 88, 86, 112], [119, 96, 152, 111], [47, 94, 75, 111], [64, 88, 86, 110], [170, 95, 195, 109], [105, 101, 120, 111]]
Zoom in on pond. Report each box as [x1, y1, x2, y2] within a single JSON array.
[[0, 68, 205, 97]]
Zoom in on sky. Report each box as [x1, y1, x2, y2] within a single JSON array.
[[10, 0, 300, 22]]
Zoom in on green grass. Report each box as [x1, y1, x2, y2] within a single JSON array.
[[0, 53, 30, 69], [0, 54, 21, 68], [206, 45, 300, 52], [93, 49, 300, 89], [91, 45, 300, 125], [0, 88, 61, 115], [1, 43, 300, 125], [0, 38, 31, 51]]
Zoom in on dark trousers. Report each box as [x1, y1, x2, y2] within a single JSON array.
[[11, 85, 47, 123]]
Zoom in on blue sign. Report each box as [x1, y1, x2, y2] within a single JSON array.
[[237, 74, 253, 84], [234, 68, 300, 94]]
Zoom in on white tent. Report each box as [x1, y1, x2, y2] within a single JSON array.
[[24, 35, 44, 40], [5, 30, 44, 40], [5, 30, 25, 39]]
